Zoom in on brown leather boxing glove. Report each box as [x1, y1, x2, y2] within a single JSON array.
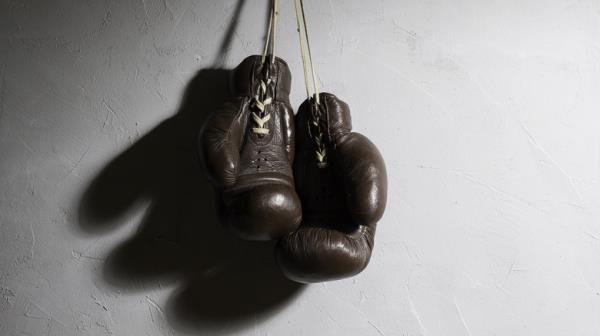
[[200, 56, 302, 241], [275, 93, 387, 283]]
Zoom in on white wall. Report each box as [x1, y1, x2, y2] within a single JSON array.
[[2, 0, 600, 335]]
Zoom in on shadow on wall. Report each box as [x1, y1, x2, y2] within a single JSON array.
[[76, 0, 305, 333]]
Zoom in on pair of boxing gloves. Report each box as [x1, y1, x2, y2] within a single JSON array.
[[201, 56, 387, 283]]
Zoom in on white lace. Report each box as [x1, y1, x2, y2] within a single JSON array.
[[294, 0, 327, 167], [251, 79, 274, 135], [251, 0, 279, 135]]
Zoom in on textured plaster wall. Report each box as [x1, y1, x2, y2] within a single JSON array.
[[2, 0, 600, 335]]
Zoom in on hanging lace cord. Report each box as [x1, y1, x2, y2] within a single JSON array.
[[252, 0, 279, 136], [293, 0, 327, 168]]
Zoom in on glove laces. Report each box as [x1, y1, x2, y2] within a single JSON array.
[[251, 0, 279, 136], [251, 78, 274, 135], [293, 0, 327, 168]]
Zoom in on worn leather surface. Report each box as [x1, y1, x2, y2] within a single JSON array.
[[201, 56, 301, 241], [275, 93, 388, 283]]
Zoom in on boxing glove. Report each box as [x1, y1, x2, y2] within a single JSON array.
[[201, 55, 302, 241], [275, 93, 387, 283]]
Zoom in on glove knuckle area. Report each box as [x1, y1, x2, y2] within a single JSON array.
[[336, 133, 388, 224], [224, 184, 302, 241], [275, 225, 374, 283]]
